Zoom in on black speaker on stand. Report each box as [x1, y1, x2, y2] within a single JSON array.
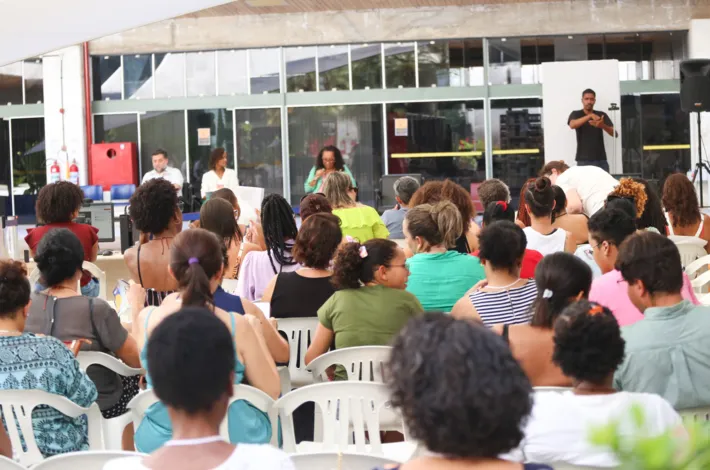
[[681, 59, 710, 207]]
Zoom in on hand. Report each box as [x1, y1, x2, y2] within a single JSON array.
[[315, 169, 325, 179], [246, 220, 265, 249], [589, 119, 603, 128], [127, 281, 145, 310], [588, 113, 601, 121], [66, 339, 92, 357]]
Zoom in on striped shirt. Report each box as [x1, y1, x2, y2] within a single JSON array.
[[468, 280, 538, 326]]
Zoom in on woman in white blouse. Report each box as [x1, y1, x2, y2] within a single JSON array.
[[201, 147, 239, 199]]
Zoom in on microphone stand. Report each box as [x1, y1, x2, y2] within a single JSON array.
[[608, 103, 620, 174]]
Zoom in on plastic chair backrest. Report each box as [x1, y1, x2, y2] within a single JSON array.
[[80, 185, 104, 202], [680, 406, 710, 424], [308, 346, 392, 383], [110, 184, 136, 201], [277, 317, 319, 389], [290, 452, 397, 470], [76, 352, 145, 376], [669, 235, 707, 268], [685, 254, 710, 280], [274, 382, 399, 454], [254, 302, 270, 318], [534, 386, 573, 393], [0, 456, 24, 470], [32, 451, 146, 470], [691, 269, 710, 294], [28, 261, 107, 300], [0, 390, 103, 467]]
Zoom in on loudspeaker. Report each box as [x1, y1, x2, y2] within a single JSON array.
[[680, 59, 710, 112]]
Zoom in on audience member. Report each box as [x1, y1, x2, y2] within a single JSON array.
[[632, 178, 667, 234], [212, 187, 257, 228], [0, 260, 97, 458], [381, 176, 420, 239], [105, 309, 294, 470], [516, 177, 536, 228], [607, 177, 667, 234], [614, 232, 710, 410], [588, 208, 697, 326], [552, 185, 589, 245], [409, 180, 480, 253], [380, 313, 551, 470], [404, 201, 484, 311], [478, 178, 511, 209], [517, 301, 682, 467], [452, 221, 536, 325], [299, 193, 332, 221], [305, 239, 422, 377], [663, 173, 710, 251], [523, 177, 575, 255], [141, 148, 183, 192], [491, 253, 591, 386], [200, 147, 239, 199], [542, 160, 618, 217], [604, 194, 638, 220], [25, 181, 100, 297], [240, 194, 300, 301], [124, 179, 182, 306], [304, 145, 356, 195], [325, 171, 389, 242], [26, 229, 141, 423]]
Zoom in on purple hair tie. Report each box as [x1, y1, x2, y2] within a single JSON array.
[[188, 257, 199, 265]]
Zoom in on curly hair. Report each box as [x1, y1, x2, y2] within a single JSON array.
[[299, 193, 332, 221], [315, 145, 345, 171], [478, 221, 526, 272], [36, 181, 85, 224], [531, 253, 592, 328], [631, 178, 667, 234], [663, 173, 701, 228], [409, 180, 475, 234], [478, 179, 510, 209], [331, 238, 398, 290], [208, 147, 227, 172], [553, 300, 625, 384], [129, 178, 180, 235], [293, 213, 342, 269], [405, 201, 462, 250], [607, 178, 647, 220], [524, 177, 555, 218], [35, 228, 84, 287], [0, 260, 30, 317], [388, 313, 533, 458]]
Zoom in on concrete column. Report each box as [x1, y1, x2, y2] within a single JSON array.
[[688, 19, 710, 205], [42, 46, 88, 185]]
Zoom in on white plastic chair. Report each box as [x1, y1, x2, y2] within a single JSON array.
[[691, 269, 710, 294], [669, 236, 707, 269], [680, 406, 710, 424], [76, 352, 145, 450], [254, 302, 271, 318], [0, 390, 104, 467], [290, 452, 398, 470], [533, 386, 573, 393], [221, 278, 239, 295], [29, 261, 107, 300], [32, 450, 146, 470], [685, 254, 710, 280], [0, 456, 23, 470], [308, 346, 392, 383], [277, 317, 319, 392]]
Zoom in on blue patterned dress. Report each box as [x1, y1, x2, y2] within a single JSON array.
[[0, 334, 98, 457]]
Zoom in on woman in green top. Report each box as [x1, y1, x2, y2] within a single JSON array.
[[324, 171, 389, 242], [304, 145, 357, 195], [305, 238, 422, 375], [404, 201, 485, 312]]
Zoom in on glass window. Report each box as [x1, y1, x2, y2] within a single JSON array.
[[139, 111, 187, 183], [235, 108, 283, 196], [94, 114, 138, 144], [187, 109, 234, 196], [639, 32, 687, 80], [0, 62, 23, 105], [92, 56, 122, 101], [217, 50, 248, 96], [123, 54, 153, 99], [250, 48, 281, 94], [488, 38, 523, 85], [552, 35, 589, 61], [23, 58, 43, 104], [12, 118, 45, 218], [154, 53, 185, 98], [186, 51, 216, 97], [285, 46, 317, 93], [605, 33, 642, 80], [318, 45, 349, 91], [351, 44, 382, 90], [0, 120, 10, 216], [386, 101, 485, 193], [384, 43, 415, 88], [448, 39, 484, 87], [288, 105, 383, 206], [418, 40, 451, 88]]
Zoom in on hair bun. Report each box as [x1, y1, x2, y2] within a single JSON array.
[[535, 177, 551, 192]]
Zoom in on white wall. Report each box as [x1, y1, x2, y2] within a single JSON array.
[[542, 60, 622, 173], [688, 19, 710, 205]]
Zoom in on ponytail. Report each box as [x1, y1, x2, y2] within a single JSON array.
[[181, 260, 213, 307], [482, 200, 515, 226], [170, 229, 224, 308], [405, 200, 462, 249], [332, 238, 398, 290]]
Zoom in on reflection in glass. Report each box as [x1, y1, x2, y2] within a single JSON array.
[[235, 108, 283, 196], [0, 62, 23, 105], [186, 52, 216, 97], [91, 56, 122, 101], [94, 114, 138, 144], [24, 58, 44, 104], [288, 105, 383, 206], [154, 53, 186, 98], [449, 40, 484, 86], [187, 109, 234, 197], [217, 50, 248, 95], [418, 41, 450, 87], [0, 120, 10, 215], [488, 38, 522, 85], [319, 45, 349, 91], [384, 43, 415, 88], [285, 47, 317, 93], [123, 55, 153, 99], [139, 111, 187, 182], [12, 118, 46, 218], [552, 36, 588, 61], [250, 48, 281, 94], [351, 44, 382, 90]]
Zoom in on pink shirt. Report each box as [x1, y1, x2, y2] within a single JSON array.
[[589, 269, 700, 326]]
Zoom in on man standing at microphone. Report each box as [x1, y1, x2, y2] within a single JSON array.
[[568, 88, 615, 171]]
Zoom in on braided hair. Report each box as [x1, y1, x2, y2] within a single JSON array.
[[261, 193, 299, 274]]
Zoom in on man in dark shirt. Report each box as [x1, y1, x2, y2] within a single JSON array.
[[568, 88, 615, 171]]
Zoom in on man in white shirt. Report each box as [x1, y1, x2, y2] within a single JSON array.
[[141, 148, 184, 192], [541, 160, 618, 217]]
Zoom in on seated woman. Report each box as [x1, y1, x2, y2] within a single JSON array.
[[25, 228, 142, 422], [324, 171, 388, 242], [517, 301, 683, 467], [632, 178, 667, 235], [0, 259, 97, 458], [24, 181, 100, 297], [515, 177, 537, 229], [200, 147, 239, 199], [134, 228, 281, 453], [303, 145, 356, 195], [378, 313, 552, 470], [663, 173, 710, 251], [491, 252, 591, 386], [552, 185, 589, 245], [304, 238, 422, 376], [523, 177, 576, 256], [409, 179, 480, 253], [404, 201, 484, 312], [124, 179, 182, 306], [452, 221, 537, 325], [105, 309, 293, 470], [299, 193, 332, 221]]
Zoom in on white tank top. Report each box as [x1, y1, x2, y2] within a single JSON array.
[[523, 227, 567, 257]]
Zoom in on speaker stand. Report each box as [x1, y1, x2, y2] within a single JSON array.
[[692, 112, 710, 207]]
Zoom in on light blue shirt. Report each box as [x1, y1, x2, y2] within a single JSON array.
[[381, 207, 408, 239]]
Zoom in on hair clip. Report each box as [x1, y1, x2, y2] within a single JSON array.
[[496, 201, 508, 211], [588, 305, 604, 316], [188, 257, 199, 265], [359, 246, 368, 259], [542, 289, 553, 299], [345, 235, 356, 244]]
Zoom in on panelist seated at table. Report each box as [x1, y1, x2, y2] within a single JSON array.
[[141, 148, 184, 192], [201, 147, 239, 199]]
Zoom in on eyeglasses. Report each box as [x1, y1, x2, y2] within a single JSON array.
[[386, 264, 409, 270]]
